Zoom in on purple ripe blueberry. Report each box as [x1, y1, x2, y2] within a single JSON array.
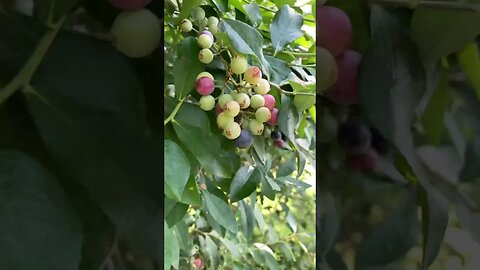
[[195, 77, 214, 95], [317, 6, 352, 56], [337, 118, 371, 155], [281, 132, 287, 142], [235, 130, 254, 148], [325, 50, 362, 105]]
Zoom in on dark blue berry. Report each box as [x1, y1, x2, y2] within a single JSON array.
[[337, 118, 371, 155], [271, 130, 282, 141], [235, 130, 254, 148]]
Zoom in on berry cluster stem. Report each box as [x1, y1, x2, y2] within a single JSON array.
[[164, 98, 185, 125], [270, 82, 316, 97], [0, 16, 66, 105]]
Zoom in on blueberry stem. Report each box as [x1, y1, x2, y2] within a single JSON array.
[[269, 82, 316, 96], [0, 15, 66, 105], [164, 98, 185, 125]]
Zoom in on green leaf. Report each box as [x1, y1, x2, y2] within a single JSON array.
[[270, 5, 303, 53], [277, 152, 296, 177], [173, 121, 238, 178], [286, 210, 297, 233], [171, 229, 180, 269], [203, 191, 238, 233], [318, 191, 339, 258], [164, 220, 173, 269], [220, 238, 241, 259], [180, 176, 202, 205], [458, 42, 480, 100], [254, 204, 267, 233], [230, 166, 261, 202], [263, 250, 280, 270], [239, 201, 255, 240], [355, 189, 419, 269], [221, 18, 270, 76], [421, 62, 452, 145], [243, 3, 262, 27], [0, 19, 164, 260], [253, 135, 267, 165], [359, 6, 425, 144], [34, 0, 78, 24], [174, 37, 205, 99], [411, 7, 480, 63], [165, 202, 189, 227], [209, 0, 228, 13], [175, 0, 203, 23], [0, 151, 82, 270], [273, 241, 295, 261], [419, 188, 449, 270], [164, 140, 191, 201], [265, 56, 291, 84], [205, 235, 220, 269]]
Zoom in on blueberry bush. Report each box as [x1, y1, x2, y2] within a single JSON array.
[[317, 0, 480, 269], [164, 0, 316, 269]]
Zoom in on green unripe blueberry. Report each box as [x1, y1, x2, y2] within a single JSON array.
[[253, 79, 270, 95], [234, 93, 250, 109], [224, 122, 241, 139], [217, 112, 234, 129], [255, 107, 271, 122], [218, 94, 233, 108], [250, 94, 265, 109], [196, 71, 214, 81], [230, 90, 239, 100], [198, 48, 213, 64], [199, 95, 215, 111], [192, 7, 205, 21], [207, 16, 219, 27], [249, 119, 264, 135], [208, 23, 218, 34], [111, 9, 161, 58], [231, 55, 248, 75], [223, 101, 240, 117], [180, 19, 192, 32], [198, 34, 213, 49]]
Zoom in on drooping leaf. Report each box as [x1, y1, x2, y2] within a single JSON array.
[[239, 201, 255, 240], [419, 188, 449, 269], [205, 235, 220, 269], [0, 151, 82, 270]]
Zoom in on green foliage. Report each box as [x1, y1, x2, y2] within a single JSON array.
[[164, 0, 316, 268]]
